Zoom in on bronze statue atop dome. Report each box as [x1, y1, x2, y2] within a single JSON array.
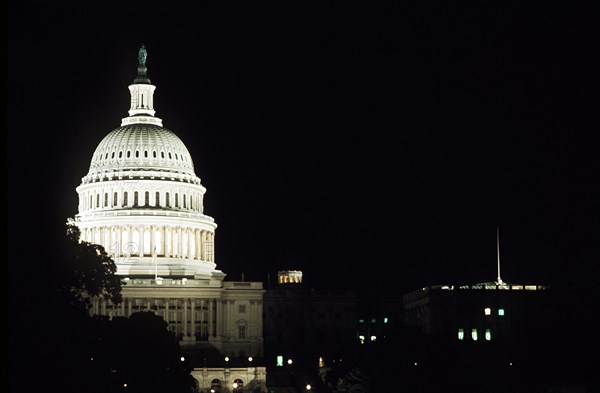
[[138, 45, 147, 66]]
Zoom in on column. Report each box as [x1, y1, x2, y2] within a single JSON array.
[[201, 231, 206, 261], [116, 226, 122, 259], [178, 227, 183, 259], [150, 225, 155, 256], [128, 226, 133, 256], [162, 226, 166, 256], [188, 228, 193, 259], [208, 299, 214, 337], [194, 229, 202, 259], [183, 298, 189, 338], [165, 298, 170, 323], [199, 299, 205, 338], [190, 298, 196, 339], [139, 225, 144, 257]]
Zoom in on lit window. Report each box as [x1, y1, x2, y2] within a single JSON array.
[[384, 317, 389, 324], [458, 328, 464, 340], [471, 329, 478, 341], [318, 357, 324, 368], [371, 318, 376, 323], [484, 307, 491, 315], [370, 335, 377, 342], [498, 308, 505, 316], [485, 329, 492, 341], [358, 319, 364, 324], [358, 335, 365, 344], [276, 356, 283, 367]]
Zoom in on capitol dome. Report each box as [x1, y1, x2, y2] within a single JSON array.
[[75, 45, 221, 280]]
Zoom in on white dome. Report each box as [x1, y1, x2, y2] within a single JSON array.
[[74, 46, 220, 280], [87, 124, 196, 177]]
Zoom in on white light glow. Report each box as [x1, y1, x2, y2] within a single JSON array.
[[484, 307, 491, 315]]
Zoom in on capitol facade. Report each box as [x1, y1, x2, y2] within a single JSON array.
[[73, 46, 264, 362]]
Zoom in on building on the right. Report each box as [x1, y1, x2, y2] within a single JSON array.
[[401, 279, 599, 390]]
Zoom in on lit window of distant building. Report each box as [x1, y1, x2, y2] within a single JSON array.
[[485, 329, 492, 341], [371, 318, 376, 323], [359, 319, 365, 323], [359, 335, 365, 344], [370, 336, 376, 342], [276, 356, 283, 367], [471, 329, 478, 341], [458, 328, 464, 340], [498, 308, 505, 316], [484, 307, 491, 315], [318, 357, 324, 367], [384, 317, 389, 323]]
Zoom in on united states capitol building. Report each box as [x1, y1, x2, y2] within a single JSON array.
[[73, 46, 266, 392]]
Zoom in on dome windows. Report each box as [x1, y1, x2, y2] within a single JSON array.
[[127, 151, 131, 158], [161, 151, 165, 159], [119, 151, 123, 158], [153, 151, 157, 158], [145, 191, 150, 206], [166, 193, 170, 207], [134, 191, 139, 206], [123, 192, 128, 207], [136, 150, 140, 158], [168, 152, 172, 159], [155, 192, 160, 207], [144, 150, 148, 158]]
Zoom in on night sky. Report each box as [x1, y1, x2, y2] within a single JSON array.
[[8, 1, 598, 295]]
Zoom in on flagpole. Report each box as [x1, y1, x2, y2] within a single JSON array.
[[496, 227, 504, 285]]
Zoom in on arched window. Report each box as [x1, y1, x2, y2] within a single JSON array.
[[113, 192, 118, 207], [211, 379, 221, 392], [127, 150, 131, 158], [134, 191, 139, 206], [123, 191, 128, 207], [183, 195, 186, 209], [145, 191, 149, 206], [104, 193, 108, 207], [105, 153, 108, 159], [153, 151, 157, 158], [96, 194, 100, 208], [161, 151, 165, 159], [166, 193, 170, 207], [155, 192, 160, 207], [175, 193, 179, 208], [168, 152, 172, 159], [119, 151, 123, 158], [135, 150, 139, 158], [89, 194, 93, 210], [144, 150, 148, 158], [175, 153, 179, 160]]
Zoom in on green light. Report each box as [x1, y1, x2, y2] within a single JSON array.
[[384, 317, 388, 323], [498, 308, 505, 316], [276, 356, 283, 367]]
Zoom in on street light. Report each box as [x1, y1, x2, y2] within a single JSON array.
[[232, 382, 238, 392], [306, 384, 312, 391]]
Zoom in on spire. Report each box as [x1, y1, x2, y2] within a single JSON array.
[[133, 44, 151, 84]]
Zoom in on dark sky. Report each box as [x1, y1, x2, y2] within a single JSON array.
[[7, 1, 598, 294]]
